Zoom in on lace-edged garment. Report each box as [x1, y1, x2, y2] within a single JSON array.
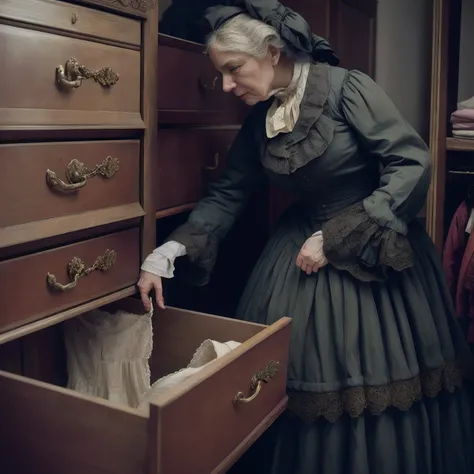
[[64, 305, 154, 408], [322, 202, 414, 282]]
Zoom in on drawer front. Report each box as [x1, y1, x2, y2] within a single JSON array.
[[0, 228, 139, 333], [157, 129, 238, 210], [152, 310, 292, 474], [0, 370, 149, 474], [0, 24, 141, 127], [0, 140, 140, 229], [158, 44, 244, 113], [0, 0, 141, 46]]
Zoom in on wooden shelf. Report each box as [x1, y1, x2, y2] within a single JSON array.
[[156, 202, 196, 219], [446, 137, 474, 151]]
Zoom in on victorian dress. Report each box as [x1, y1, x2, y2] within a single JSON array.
[[145, 62, 474, 473]]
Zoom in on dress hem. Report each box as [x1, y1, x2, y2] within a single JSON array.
[[287, 359, 472, 423]]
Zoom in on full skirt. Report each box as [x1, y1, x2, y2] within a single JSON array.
[[230, 210, 474, 474]]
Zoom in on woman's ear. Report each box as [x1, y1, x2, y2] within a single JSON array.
[[269, 46, 281, 66]]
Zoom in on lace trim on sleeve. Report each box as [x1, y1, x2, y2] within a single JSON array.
[[322, 202, 414, 282]]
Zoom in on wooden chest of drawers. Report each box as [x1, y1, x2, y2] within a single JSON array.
[[0, 0, 156, 339], [0, 2, 292, 473]]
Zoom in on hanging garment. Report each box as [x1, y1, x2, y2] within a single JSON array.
[[64, 305, 153, 408], [138, 339, 240, 411], [443, 201, 469, 303], [443, 200, 474, 342], [456, 230, 474, 342]]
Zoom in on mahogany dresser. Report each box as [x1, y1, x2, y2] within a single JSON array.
[[0, 0, 377, 471], [0, 1, 292, 472]]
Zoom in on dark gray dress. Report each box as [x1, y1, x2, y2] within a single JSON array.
[[169, 63, 474, 474]]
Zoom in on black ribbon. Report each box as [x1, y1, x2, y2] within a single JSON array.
[[204, 0, 339, 65]]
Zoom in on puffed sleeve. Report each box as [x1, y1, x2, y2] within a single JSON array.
[[322, 70, 432, 282], [165, 109, 266, 286]]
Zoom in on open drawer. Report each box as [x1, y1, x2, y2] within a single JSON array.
[[0, 298, 291, 474]]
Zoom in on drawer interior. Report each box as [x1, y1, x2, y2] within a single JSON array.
[[103, 297, 266, 379], [0, 299, 288, 474]]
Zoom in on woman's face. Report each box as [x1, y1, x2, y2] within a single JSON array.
[[208, 45, 280, 106]]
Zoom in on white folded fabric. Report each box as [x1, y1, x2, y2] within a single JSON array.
[[138, 339, 240, 411], [453, 130, 474, 138]]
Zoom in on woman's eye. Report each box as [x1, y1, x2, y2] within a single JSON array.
[[229, 66, 241, 73]]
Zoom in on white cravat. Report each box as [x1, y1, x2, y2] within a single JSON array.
[[265, 61, 311, 138]]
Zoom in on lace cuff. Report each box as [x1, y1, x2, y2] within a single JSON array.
[[141, 241, 187, 278], [166, 222, 219, 286], [322, 202, 414, 282]]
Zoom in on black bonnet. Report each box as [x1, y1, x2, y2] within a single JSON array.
[[204, 0, 339, 65]]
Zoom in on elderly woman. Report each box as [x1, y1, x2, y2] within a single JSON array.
[[139, 1, 473, 473]]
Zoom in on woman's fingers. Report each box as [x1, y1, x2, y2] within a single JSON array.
[[297, 250, 320, 275], [139, 282, 152, 311], [138, 271, 164, 311], [154, 281, 165, 309]]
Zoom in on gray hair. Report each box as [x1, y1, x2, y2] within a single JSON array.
[[206, 13, 310, 61]]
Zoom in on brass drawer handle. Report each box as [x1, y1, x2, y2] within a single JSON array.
[[234, 360, 280, 404], [198, 76, 218, 92], [204, 152, 220, 171], [47, 249, 117, 292], [46, 156, 119, 193], [56, 57, 120, 89]]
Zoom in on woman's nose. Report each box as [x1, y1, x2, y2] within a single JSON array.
[[222, 75, 236, 93]]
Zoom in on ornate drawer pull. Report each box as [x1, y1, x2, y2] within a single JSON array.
[[198, 76, 218, 92], [56, 57, 120, 89], [46, 156, 119, 193], [47, 249, 117, 292], [234, 360, 280, 404], [204, 152, 220, 171]]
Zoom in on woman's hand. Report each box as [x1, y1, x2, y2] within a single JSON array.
[[296, 232, 328, 275], [137, 271, 165, 311]]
